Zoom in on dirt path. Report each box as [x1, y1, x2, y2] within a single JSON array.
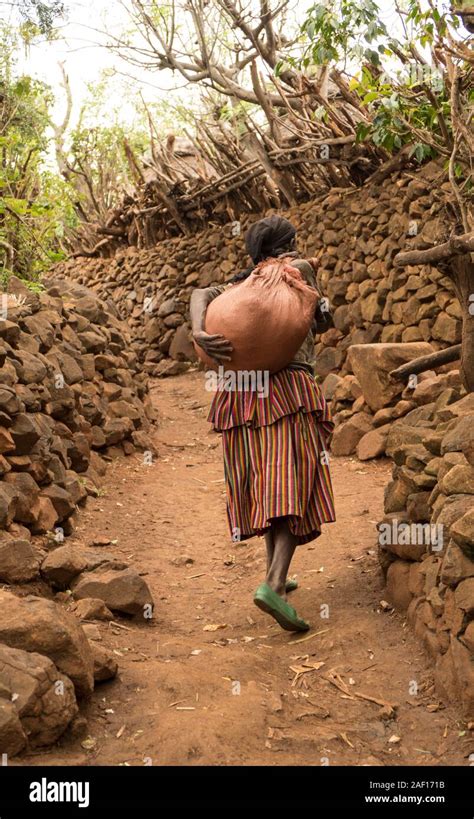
[[20, 371, 469, 767]]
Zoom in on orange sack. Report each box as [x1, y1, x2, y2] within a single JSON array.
[[195, 257, 318, 373]]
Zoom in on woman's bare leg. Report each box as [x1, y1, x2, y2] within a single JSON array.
[[264, 530, 274, 574], [265, 517, 297, 598]]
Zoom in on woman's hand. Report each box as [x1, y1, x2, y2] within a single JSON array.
[[193, 330, 233, 364]]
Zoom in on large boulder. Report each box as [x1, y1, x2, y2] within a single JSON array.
[[347, 342, 434, 412], [0, 643, 77, 751], [0, 590, 94, 697]]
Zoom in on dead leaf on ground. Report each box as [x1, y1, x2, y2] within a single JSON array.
[[290, 660, 325, 686]]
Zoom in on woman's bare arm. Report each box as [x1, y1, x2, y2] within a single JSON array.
[[190, 287, 233, 363]]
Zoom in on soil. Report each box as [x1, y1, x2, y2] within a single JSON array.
[[17, 371, 472, 767]]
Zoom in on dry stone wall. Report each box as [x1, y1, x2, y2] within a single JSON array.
[[379, 389, 474, 718], [50, 161, 459, 380], [0, 275, 156, 755]]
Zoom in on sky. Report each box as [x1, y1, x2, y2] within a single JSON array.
[[9, 1, 400, 122], [13, 0, 156, 127], [2, 0, 421, 132]]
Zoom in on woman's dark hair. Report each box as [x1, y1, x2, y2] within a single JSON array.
[[231, 215, 297, 283]]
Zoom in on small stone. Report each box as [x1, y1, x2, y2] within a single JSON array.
[[71, 567, 154, 617], [90, 643, 118, 682], [73, 598, 113, 621]]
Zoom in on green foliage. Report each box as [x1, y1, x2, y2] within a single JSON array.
[[302, 0, 388, 66], [64, 80, 150, 219], [15, 0, 66, 36], [0, 25, 76, 282], [299, 0, 464, 159]]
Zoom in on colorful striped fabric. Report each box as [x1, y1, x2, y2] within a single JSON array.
[[209, 368, 336, 545], [207, 366, 333, 433]]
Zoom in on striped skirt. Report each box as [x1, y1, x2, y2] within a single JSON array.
[[208, 368, 336, 545]]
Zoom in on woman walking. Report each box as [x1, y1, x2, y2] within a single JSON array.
[[190, 215, 335, 632]]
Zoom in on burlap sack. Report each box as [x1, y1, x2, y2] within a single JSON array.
[[195, 257, 318, 373]]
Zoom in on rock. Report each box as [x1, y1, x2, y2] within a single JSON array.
[[158, 297, 179, 318], [41, 485, 76, 521], [432, 313, 461, 344], [438, 452, 468, 482], [82, 623, 102, 641], [392, 399, 416, 418], [90, 643, 118, 682], [79, 330, 107, 354], [73, 597, 113, 621], [30, 496, 58, 535], [435, 636, 474, 717], [0, 484, 18, 529], [379, 515, 427, 560], [453, 577, 474, 618], [41, 546, 88, 588], [0, 387, 22, 416], [0, 699, 27, 757], [441, 416, 474, 455], [331, 412, 373, 456], [0, 643, 77, 749], [0, 539, 41, 583], [450, 510, 474, 557], [440, 464, 474, 495], [460, 621, 474, 653], [0, 427, 15, 453], [321, 372, 342, 400], [386, 560, 413, 611], [424, 428, 446, 456], [420, 555, 442, 595], [0, 589, 94, 697], [3, 472, 40, 525], [347, 342, 433, 412], [433, 496, 473, 544], [373, 407, 395, 427], [313, 346, 343, 379], [9, 413, 42, 455], [384, 477, 411, 513], [406, 492, 431, 523], [385, 424, 432, 459], [440, 540, 474, 586], [356, 425, 390, 460], [332, 375, 362, 402], [408, 563, 424, 597], [71, 567, 154, 617], [169, 324, 197, 362], [102, 417, 134, 445], [443, 587, 465, 634]]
